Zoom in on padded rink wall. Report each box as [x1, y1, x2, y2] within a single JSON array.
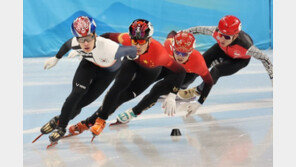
[[23, 0, 273, 58]]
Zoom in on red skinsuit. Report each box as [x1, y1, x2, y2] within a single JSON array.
[[164, 38, 213, 84], [213, 30, 251, 59], [109, 33, 184, 73]]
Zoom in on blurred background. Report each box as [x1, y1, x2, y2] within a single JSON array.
[[23, 0, 273, 58]]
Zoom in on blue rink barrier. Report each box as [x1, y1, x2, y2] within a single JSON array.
[[23, 0, 272, 58]]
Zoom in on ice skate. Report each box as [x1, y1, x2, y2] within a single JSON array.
[[90, 118, 106, 142], [32, 116, 59, 143], [64, 122, 90, 138], [110, 109, 137, 126], [47, 127, 66, 149]]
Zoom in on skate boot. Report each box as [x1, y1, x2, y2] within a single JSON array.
[[32, 116, 59, 143], [41, 116, 59, 134], [47, 127, 66, 149], [110, 109, 137, 126], [90, 118, 106, 142], [177, 87, 201, 99], [117, 109, 137, 124], [49, 127, 66, 142], [68, 121, 90, 136]]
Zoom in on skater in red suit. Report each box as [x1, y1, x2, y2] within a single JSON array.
[[114, 30, 214, 124], [69, 19, 186, 139], [178, 15, 273, 117]]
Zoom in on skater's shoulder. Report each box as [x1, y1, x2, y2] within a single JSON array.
[[190, 49, 203, 59], [150, 38, 162, 46], [149, 38, 166, 53], [95, 36, 120, 47], [233, 31, 253, 49]]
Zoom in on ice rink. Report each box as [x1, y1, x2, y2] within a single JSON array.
[[23, 50, 273, 167]]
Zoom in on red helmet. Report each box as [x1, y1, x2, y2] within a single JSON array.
[[129, 19, 154, 40], [173, 32, 195, 53], [218, 15, 241, 35]]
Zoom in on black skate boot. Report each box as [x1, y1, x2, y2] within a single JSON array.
[[47, 127, 66, 149], [41, 116, 59, 134], [32, 116, 60, 143]]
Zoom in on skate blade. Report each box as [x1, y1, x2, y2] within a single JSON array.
[[91, 134, 96, 143], [32, 134, 43, 143], [46, 141, 58, 149], [109, 120, 124, 126], [62, 133, 77, 139]]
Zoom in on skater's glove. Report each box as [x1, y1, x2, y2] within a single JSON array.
[[177, 87, 199, 99], [162, 93, 177, 116], [68, 50, 82, 60], [44, 56, 59, 70], [185, 101, 202, 117], [176, 102, 189, 112]]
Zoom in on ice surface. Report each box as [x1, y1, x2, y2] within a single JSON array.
[[23, 50, 273, 167]]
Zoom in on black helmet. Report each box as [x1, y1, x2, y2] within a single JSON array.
[[129, 19, 154, 40]]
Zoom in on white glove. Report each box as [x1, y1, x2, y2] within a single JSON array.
[[162, 93, 177, 116], [176, 102, 190, 112], [185, 101, 202, 117], [44, 56, 59, 70], [68, 50, 82, 60]]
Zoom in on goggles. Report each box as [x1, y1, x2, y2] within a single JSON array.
[[131, 39, 148, 45], [77, 35, 95, 43], [218, 31, 233, 40], [174, 50, 190, 57]]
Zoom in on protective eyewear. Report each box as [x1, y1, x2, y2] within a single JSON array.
[[174, 50, 190, 57], [218, 31, 233, 40], [77, 35, 95, 43], [131, 39, 148, 45]]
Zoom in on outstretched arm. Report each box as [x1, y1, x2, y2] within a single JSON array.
[[44, 38, 75, 70], [56, 38, 75, 59], [115, 46, 138, 60], [177, 72, 213, 117], [180, 73, 198, 89], [197, 72, 214, 104], [246, 45, 273, 84], [183, 26, 217, 35], [100, 33, 125, 44]]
